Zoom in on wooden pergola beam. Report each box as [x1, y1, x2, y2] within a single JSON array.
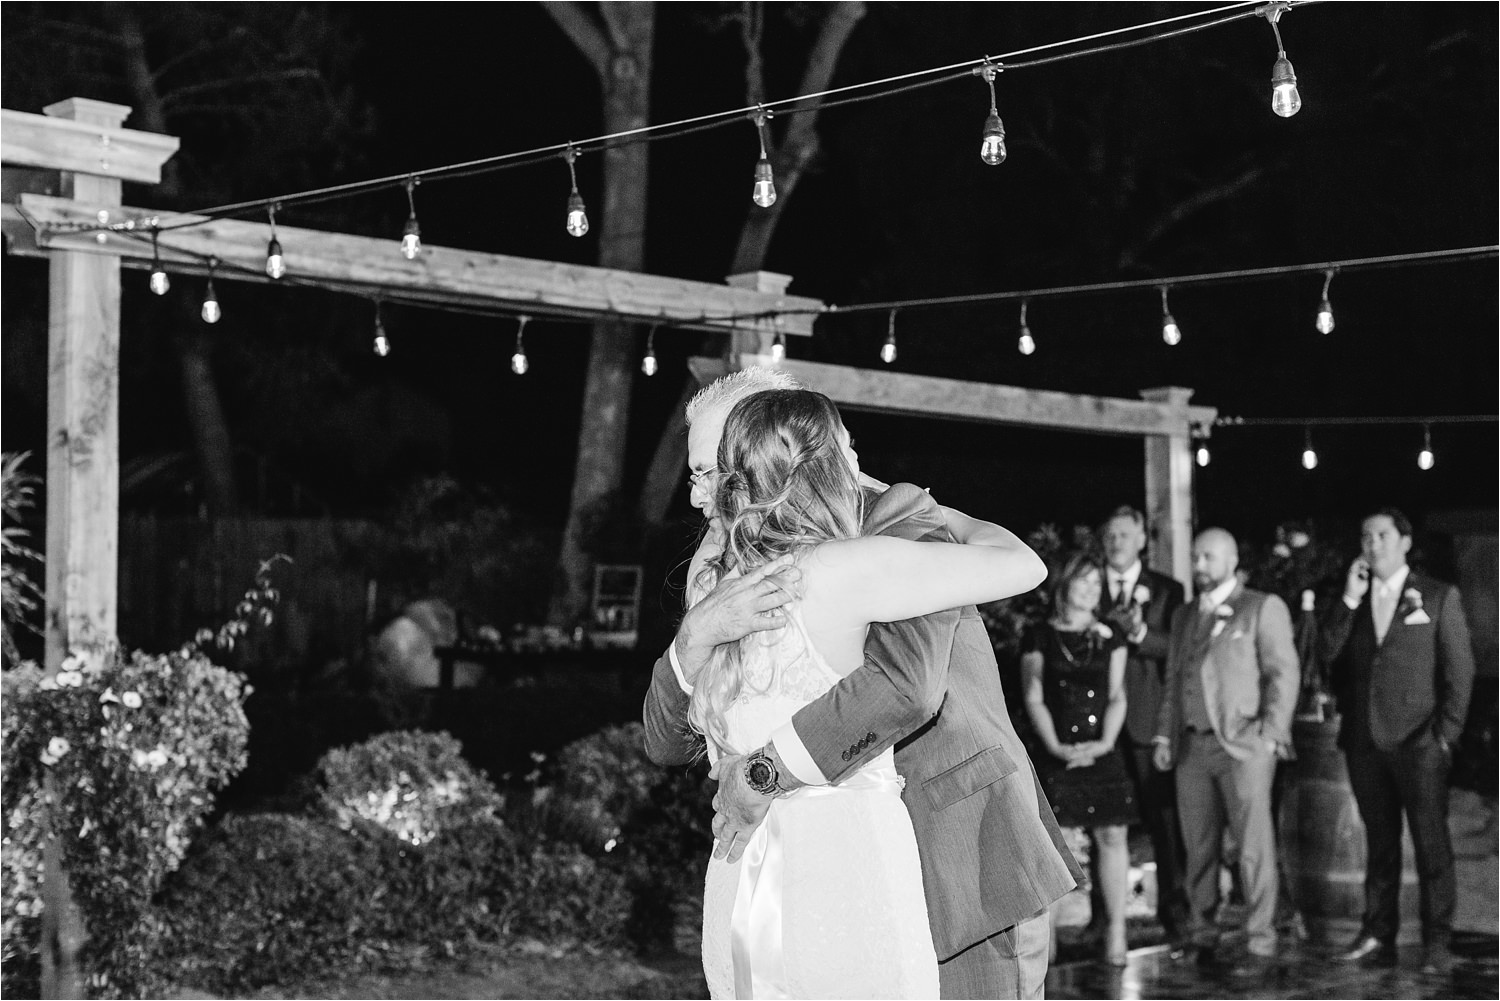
[[690, 356, 1217, 437], [11, 193, 824, 337], [1, 102, 179, 184]]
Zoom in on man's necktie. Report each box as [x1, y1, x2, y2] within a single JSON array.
[[1372, 580, 1397, 643]]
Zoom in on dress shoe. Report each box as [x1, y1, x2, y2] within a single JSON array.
[[1338, 935, 1397, 968], [1227, 953, 1280, 980], [1420, 944, 1456, 976]]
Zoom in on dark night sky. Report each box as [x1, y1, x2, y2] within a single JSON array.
[[2, 2, 1496, 552]]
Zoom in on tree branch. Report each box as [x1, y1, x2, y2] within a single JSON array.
[[780, 1, 865, 154], [1116, 163, 1271, 271], [541, 0, 612, 81]]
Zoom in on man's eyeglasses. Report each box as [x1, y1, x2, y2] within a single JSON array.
[[689, 467, 717, 489]]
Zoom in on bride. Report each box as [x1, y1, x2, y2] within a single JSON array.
[[688, 388, 1047, 999]]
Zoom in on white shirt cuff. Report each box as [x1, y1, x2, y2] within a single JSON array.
[[770, 721, 828, 786], [1343, 595, 1360, 610], [667, 642, 694, 695]]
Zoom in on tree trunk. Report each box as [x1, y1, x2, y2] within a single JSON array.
[[547, 3, 655, 627], [40, 777, 85, 1000], [111, 3, 240, 514], [635, 1, 866, 528]]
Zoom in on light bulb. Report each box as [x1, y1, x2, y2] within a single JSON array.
[[265, 237, 285, 279], [1196, 444, 1211, 467], [400, 216, 421, 259], [1018, 331, 1035, 355], [770, 337, 786, 363], [201, 282, 220, 324], [1418, 447, 1435, 470], [880, 338, 896, 364], [980, 111, 1007, 166], [150, 268, 170, 296], [511, 349, 528, 375], [641, 350, 658, 376], [1162, 314, 1182, 346], [1271, 56, 1301, 118], [1302, 447, 1318, 471], [1316, 299, 1334, 334], [566, 192, 589, 237], [374, 332, 390, 357], [753, 158, 777, 208]]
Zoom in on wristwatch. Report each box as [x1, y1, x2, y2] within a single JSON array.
[[743, 748, 786, 798]]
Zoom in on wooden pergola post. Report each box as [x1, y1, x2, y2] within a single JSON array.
[[1140, 386, 1199, 585]]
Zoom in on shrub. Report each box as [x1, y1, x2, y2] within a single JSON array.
[[1, 645, 252, 998], [314, 729, 506, 846]]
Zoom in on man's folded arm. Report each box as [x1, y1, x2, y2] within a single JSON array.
[[782, 606, 958, 785]]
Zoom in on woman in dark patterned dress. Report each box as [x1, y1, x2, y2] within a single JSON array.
[[1021, 551, 1137, 966]]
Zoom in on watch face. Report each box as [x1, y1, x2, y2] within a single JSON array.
[[748, 760, 772, 787]]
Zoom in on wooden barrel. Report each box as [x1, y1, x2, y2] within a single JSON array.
[[1279, 716, 1424, 945]]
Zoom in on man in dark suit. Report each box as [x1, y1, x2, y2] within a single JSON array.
[[642, 368, 1080, 999], [1095, 505, 1189, 942], [1320, 508, 1475, 974], [1154, 527, 1299, 976]]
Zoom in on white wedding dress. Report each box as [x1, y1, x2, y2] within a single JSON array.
[[700, 605, 939, 1000]]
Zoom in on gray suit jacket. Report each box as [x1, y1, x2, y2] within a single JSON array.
[[1155, 583, 1300, 761], [642, 484, 1080, 960]]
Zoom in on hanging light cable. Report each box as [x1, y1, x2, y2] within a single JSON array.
[[1262, 2, 1302, 118], [1301, 426, 1318, 470], [511, 315, 531, 375], [978, 62, 1007, 166], [1418, 424, 1435, 470], [564, 147, 589, 237], [148, 227, 170, 295], [1315, 269, 1336, 334], [1159, 287, 1182, 346], [641, 324, 659, 376], [881, 309, 898, 364], [400, 178, 422, 259], [265, 204, 285, 279], [200, 258, 221, 324], [751, 108, 777, 208], [1017, 299, 1035, 355]]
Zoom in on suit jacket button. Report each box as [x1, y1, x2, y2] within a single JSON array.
[[866, 731, 876, 741], [841, 750, 851, 761]]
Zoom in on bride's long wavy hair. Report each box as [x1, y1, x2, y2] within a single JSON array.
[[688, 389, 864, 752]]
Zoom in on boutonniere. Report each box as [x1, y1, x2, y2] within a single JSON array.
[[1133, 584, 1152, 606], [1397, 587, 1423, 617], [1211, 604, 1234, 637]]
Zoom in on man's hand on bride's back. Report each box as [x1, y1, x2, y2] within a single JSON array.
[[675, 555, 802, 683]]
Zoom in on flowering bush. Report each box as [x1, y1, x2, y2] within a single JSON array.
[[315, 729, 506, 846], [1, 451, 42, 666], [1, 645, 252, 998]]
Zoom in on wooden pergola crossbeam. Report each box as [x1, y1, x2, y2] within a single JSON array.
[[10, 193, 824, 336]]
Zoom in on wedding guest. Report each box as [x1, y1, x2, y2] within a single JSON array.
[[1321, 508, 1474, 974], [1022, 552, 1137, 966]]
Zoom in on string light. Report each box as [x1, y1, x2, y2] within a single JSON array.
[[1315, 269, 1335, 334], [148, 228, 169, 295], [1159, 287, 1182, 346], [751, 108, 777, 209], [370, 300, 390, 357], [979, 63, 1007, 166], [1301, 426, 1318, 470], [1193, 425, 1211, 466], [770, 324, 787, 363], [1017, 300, 1035, 355], [881, 309, 898, 364], [1418, 424, 1435, 470], [400, 178, 422, 260], [200, 258, 221, 324], [563, 147, 589, 237], [1262, 3, 1301, 118], [511, 315, 530, 375], [265, 204, 285, 279], [641, 325, 658, 376]]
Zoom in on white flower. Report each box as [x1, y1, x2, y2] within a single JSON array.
[[1133, 585, 1152, 606], [1403, 588, 1422, 606], [1272, 543, 1292, 558], [38, 675, 58, 691], [60, 654, 83, 674], [121, 691, 142, 709], [100, 688, 120, 704], [1288, 531, 1311, 549], [41, 737, 71, 765], [56, 671, 84, 688], [145, 747, 169, 770], [131, 748, 150, 769]]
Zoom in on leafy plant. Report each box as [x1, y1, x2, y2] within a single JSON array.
[[1, 451, 43, 666]]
